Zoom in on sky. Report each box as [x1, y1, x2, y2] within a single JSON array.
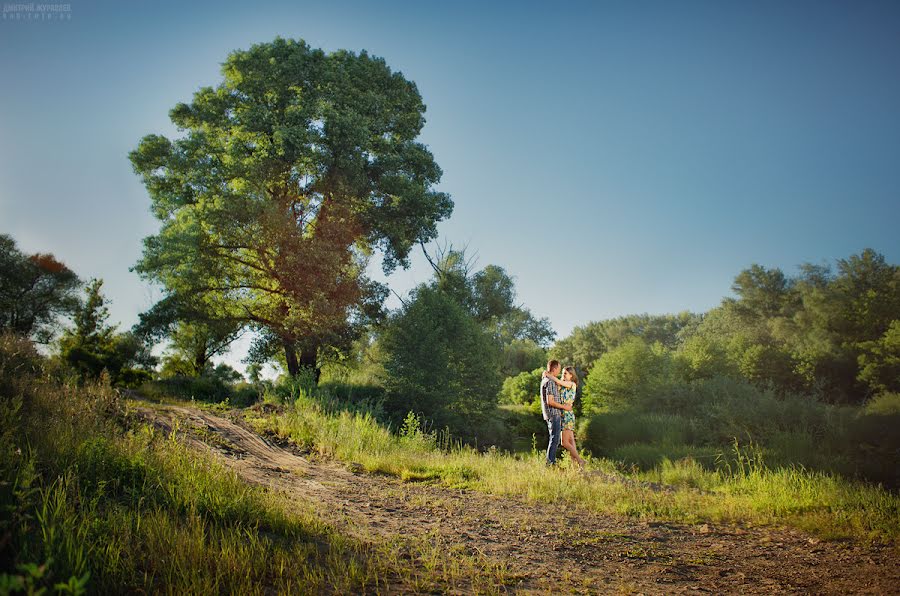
[[2, 0, 899, 374]]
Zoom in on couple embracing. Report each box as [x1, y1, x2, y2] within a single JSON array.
[[540, 359, 586, 469]]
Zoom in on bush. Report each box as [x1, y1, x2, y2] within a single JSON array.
[[579, 411, 697, 456], [141, 375, 231, 403], [498, 368, 542, 406], [582, 337, 679, 414], [844, 398, 900, 487], [380, 285, 502, 441], [863, 391, 900, 416]]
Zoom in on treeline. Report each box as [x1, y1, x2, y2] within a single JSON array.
[[497, 249, 899, 487], [551, 249, 898, 406]]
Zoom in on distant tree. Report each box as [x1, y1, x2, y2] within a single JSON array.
[[830, 249, 900, 346], [422, 244, 555, 346], [500, 339, 547, 378], [498, 367, 542, 406], [129, 37, 451, 381], [134, 294, 243, 377], [551, 312, 699, 374], [59, 279, 153, 383], [0, 234, 81, 343], [727, 264, 796, 321]]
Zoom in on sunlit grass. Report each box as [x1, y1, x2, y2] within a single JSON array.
[[244, 393, 900, 544], [0, 335, 519, 594]]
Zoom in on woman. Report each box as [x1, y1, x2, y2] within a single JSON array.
[[543, 366, 586, 469]]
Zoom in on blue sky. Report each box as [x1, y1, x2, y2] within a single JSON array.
[[2, 0, 899, 372]]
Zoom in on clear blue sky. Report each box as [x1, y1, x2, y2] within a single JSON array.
[[2, 0, 899, 372]]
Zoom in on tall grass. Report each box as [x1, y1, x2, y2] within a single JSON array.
[[0, 334, 516, 594]]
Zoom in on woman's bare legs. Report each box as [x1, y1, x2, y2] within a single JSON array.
[[561, 429, 585, 469]]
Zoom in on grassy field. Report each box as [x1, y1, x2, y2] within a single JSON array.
[[0, 336, 514, 594], [240, 389, 900, 545], [3, 331, 897, 594]]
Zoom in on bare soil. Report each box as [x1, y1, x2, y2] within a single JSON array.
[[132, 402, 900, 595]]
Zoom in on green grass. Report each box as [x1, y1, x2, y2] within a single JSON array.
[[243, 392, 900, 544], [0, 335, 517, 594]]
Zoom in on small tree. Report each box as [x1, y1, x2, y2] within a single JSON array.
[[59, 279, 152, 383], [498, 367, 542, 406], [582, 337, 676, 414], [380, 284, 501, 439]]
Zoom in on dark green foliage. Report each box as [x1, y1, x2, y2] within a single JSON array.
[[141, 375, 232, 403], [381, 285, 502, 441], [58, 280, 156, 384], [500, 339, 547, 378], [0, 234, 81, 343]]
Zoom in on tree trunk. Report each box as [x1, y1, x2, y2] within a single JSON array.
[[192, 349, 209, 376], [283, 339, 300, 377], [299, 341, 321, 384]]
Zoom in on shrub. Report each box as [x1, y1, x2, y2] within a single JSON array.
[[579, 411, 697, 456], [582, 337, 678, 413], [380, 285, 502, 441], [141, 375, 231, 403], [498, 368, 542, 406]]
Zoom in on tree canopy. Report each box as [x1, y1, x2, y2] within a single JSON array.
[[0, 233, 80, 343], [129, 37, 452, 379]]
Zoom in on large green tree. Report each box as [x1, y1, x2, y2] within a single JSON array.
[[129, 37, 452, 379], [0, 234, 80, 343]]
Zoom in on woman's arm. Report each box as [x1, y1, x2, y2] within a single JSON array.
[[542, 371, 576, 389]]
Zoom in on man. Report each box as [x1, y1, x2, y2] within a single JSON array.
[[540, 359, 567, 466]]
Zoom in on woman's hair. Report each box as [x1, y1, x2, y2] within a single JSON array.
[[563, 366, 578, 384]]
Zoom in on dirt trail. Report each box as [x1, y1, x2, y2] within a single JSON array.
[[132, 402, 899, 594]]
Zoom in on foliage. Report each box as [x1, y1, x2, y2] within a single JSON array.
[[500, 338, 546, 378], [0, 234, 81, 343], [582, 336, 681, 413], [129, 37, 452, 378], [57, 280, 155, 384], [857, 320, 900, 394], [380, 284, 502, 441], [497, 367, 542, 406], [550, 312, 700, 374], [134, 295, 244, 377]]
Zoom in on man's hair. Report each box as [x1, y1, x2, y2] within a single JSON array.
[[547, 359, 560, 372]]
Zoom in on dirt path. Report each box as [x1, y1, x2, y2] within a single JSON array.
[[132, 402, 899, 595]]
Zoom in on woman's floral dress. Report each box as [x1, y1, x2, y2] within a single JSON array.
[[559, 385, 577, 432]]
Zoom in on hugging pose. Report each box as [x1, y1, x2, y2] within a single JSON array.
[[540, 359, 586, 469]]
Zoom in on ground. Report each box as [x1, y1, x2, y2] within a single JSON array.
[[131, 401, 900, 595]]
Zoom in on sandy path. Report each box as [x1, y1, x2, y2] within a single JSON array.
[[132, 402, 899, 595]]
